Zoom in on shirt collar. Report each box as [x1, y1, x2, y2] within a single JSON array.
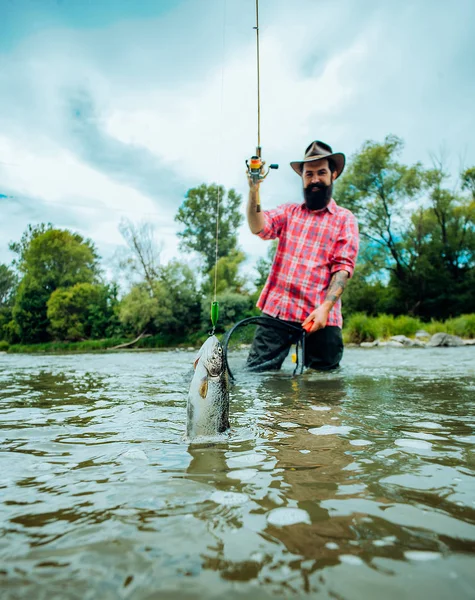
[[300, 198, 337, 215]]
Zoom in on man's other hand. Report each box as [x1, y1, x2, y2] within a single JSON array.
[[302, 305, 330, 334]]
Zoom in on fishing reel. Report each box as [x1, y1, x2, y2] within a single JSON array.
[[246, 147, 278, 184]]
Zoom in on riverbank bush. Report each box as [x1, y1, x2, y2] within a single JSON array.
[[0, 340, 9, 351], [343, 313, 475, 343], [343, 313, 381, 343], [427, 314, 475, 339]]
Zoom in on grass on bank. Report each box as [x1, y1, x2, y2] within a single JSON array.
[[4, 337, 130, 354], [1, 332, 206, 354], [343, 313, 475, 344]]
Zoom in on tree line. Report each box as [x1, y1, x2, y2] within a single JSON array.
[[0, 135, 474, 346]]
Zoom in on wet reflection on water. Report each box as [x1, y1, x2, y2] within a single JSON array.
[[0, 348, 474, 599]]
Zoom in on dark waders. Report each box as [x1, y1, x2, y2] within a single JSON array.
[[246, 314, 343, 372]]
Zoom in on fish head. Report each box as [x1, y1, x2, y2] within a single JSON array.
[[194, 335, 225, 378]]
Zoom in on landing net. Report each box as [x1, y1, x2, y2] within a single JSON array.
[[222, 316, 306, 381]]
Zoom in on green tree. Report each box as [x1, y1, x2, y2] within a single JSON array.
[[12, 277, 51, 343], [401, 166, 475, 318], [9, 223, 53, 270], [337, 137, 475, 318], [462, 167, 475, 199], [119, 260, 201, 337], [10, 225, 101, 342], [159, 260, 202, 335], [337, 134, 424, 284], [0, 264, 16, 305], [0, 264, 17, 342], [47, 283, 120, 341], [119, 281, 172, 336], [175, 184, 243, 273], [203, 249, 246, 295], [12, 228, 99, 292]]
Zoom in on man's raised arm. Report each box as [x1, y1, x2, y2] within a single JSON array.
[[246, 181, 265, 235]]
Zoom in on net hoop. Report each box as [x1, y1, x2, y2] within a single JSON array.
[[222, 316, 306, 381]]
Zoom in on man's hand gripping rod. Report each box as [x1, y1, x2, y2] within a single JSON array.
[[246, 146, 278, 212]]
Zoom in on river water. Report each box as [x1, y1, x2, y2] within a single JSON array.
[[1, 346, 474, 599]]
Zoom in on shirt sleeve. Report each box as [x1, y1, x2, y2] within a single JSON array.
[[331, 211, 359, 277], [257, 205, 288, 240]]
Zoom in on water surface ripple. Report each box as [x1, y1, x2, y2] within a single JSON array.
[[1, 347, 474, 599]]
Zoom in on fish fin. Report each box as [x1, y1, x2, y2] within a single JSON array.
[[193, 357, 200, 370], [199, 376, 208, 398]]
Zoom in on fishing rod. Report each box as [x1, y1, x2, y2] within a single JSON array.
[[212, 0, 278, 332], [246, 0, 278, 210], [209, 0, 228, 334]]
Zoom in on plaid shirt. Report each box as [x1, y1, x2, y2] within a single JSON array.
[[257, 198, 359, 327]]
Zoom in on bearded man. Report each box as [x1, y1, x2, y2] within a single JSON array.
[[246, 140, 359, 371]]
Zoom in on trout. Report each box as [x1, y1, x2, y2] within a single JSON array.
[[186, 335, 230, 439]]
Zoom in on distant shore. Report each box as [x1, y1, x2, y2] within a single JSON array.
[[1, 331, 475, 355]]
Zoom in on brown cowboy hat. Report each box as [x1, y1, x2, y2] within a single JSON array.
[[290, 140, 345, 179]]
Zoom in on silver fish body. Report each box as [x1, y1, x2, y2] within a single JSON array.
[[186, 335, 230, 439]]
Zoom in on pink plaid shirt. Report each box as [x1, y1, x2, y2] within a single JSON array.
[[257, 198, 359, 327]]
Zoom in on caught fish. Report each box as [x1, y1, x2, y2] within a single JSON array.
[[187, 335, 230, 439]]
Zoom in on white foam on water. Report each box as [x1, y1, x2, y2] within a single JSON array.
[[309, 425, 353, 436], [187, 433, 228, 445], [412, 421, 442, 429], [403, 431, 445, 441], [30, 463, 53, 472], [250, 552, 263, 562], [340, 555, 364, 566], [404, 551, 442, 561], [299, 450, 311, 454], [227, 453, 265, 468], [310, 406, 332, 412], [376, 448, 399, 458], [266, 507, 311, 526], [337, 483, 367, 495], [350, 439, 373, 446], [226, 469, 257, 482], [366, 416, 377, 420], [210, 491, 249, 506], [325, 542, 339, 550], [373, 539, 394, 547], [118, 449, 149, 462], [395, 439, 432, 450], [454, 435, 475, 444], [279, 422, 300, 428], [94, 400, 109, 408], [36, 474, 55, 482]]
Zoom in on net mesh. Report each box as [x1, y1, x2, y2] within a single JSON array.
[[222, 316, 306, 381]]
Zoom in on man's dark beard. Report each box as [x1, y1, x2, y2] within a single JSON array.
[[303, 183, 333, 211]]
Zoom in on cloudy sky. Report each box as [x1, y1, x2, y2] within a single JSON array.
[[1, 0, 474, 285]]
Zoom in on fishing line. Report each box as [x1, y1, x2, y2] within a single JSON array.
[[210, 0, 227, 334]]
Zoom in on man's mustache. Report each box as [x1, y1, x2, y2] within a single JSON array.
[[307, 183, 326, 192]]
